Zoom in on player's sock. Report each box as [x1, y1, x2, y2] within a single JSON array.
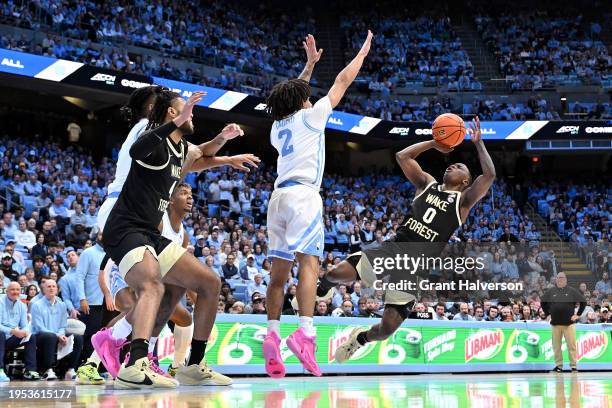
[[127, 339, 149, 367], [172, 323, 193, 367], [356, 331, 369, 346], [187, 339, 208, 366], [268, 320, 280, 336], [148, 337, 158, 354], [317, 276, 335, 296], [111, 317, 133, 340], [299, 316, 315, 337], [87, 351, 102, 367]]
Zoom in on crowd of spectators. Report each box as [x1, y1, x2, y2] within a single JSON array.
[[475, 10, 611, 89], [341, 11, 479, 92], [463, 95, 562, 120], [530, 180, 611, 279], [3, 0, 317, 80]]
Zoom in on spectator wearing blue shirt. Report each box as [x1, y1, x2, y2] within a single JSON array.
[[335, 214, 350, 252], [31, 279, 84, 380], [75, 238, 104, 360], [207, 229, 222, 250], [323, 218, 337, 252], [0, 282, 39, 381]]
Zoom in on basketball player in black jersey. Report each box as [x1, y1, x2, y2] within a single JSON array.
[[318, 117, 496, 363], [103, 90, 232, 388]]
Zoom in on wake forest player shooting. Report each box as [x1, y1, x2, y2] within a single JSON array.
[[317, 117, 496, 363]]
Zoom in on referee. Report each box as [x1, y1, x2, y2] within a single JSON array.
[[541, 272, 586, 372]]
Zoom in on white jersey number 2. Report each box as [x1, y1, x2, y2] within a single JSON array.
[[278, 129, 294, 157]]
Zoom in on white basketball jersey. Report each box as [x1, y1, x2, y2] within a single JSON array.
[[107, 118, 149, 195], [271, 96, 332, 190], [162, 211, 185, 246]]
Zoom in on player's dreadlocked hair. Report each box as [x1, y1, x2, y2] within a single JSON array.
[[265, 79, 311, 121], [146, 89, 182, 130], [119, 85, 164, 126]]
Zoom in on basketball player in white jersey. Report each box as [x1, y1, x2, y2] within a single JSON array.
[[263, 31, 374, 378]]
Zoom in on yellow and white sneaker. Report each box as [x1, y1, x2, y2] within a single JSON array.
[[115, 357, 179, 389], [334, 327, 367, 364], [175, 360, 232, 386]]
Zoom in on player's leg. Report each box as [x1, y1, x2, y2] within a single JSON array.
[[77, 283, 135, 384], [168, 299, 194, 375], [335, 303, 409, 363], [317, 256, 360, 297], [89, 281, 135, 379], [145, 283, 188, 379], [114, 247, 177, 389], [285, 252, 322, 376], [162, 250, 231, 386], [263, 257, 293, 378]]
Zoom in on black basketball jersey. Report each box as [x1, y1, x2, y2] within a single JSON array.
[[394, 181, 462, 244], [105, 136, 187, 243]]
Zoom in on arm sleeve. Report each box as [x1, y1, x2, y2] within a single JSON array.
[[130, 121, 178, 160], [75, 251, 88, 302], [574, 288, 587, 315], [30, 302, 45, 334], [541, 291, 550, 316], [58, 304, 67, 336], [99, 254, 110, 272], [19, 303, 29, 332], [62, 282, 74, 312], [303, 96, 333, 131], [0, 302, 13, 335]]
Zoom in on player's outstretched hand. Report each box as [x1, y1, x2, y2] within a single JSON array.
[[174, 91, 206, 127], [468, 116, 482, 143], [303, 34, 323, 65], [220, 123, 245, 140], [358, 30, 374, 57], [228, 153, 261, 172]]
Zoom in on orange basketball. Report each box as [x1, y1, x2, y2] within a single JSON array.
[[432, 113, 466, 148]]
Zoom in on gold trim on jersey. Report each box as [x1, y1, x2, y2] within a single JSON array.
[[135, 156, 170, 170]]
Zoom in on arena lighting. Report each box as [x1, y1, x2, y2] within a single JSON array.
[[561, 97, 567, 101]]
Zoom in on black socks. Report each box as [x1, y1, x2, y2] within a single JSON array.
[[188, 339, 208, 366], [127, 339, 149, 367], [356, 331, 369, 346]]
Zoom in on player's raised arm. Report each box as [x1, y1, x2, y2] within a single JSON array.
[[180, 152, 260, 179], [460, 116, 496, 212], [196, 123, 245, 157], [130, 91, 205, 160], [395, 141, 448, 193], [298, 34, 323, 83], [327, 30, 373, 108]]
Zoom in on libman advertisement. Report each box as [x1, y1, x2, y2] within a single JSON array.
[[156, 316, 612, 372]]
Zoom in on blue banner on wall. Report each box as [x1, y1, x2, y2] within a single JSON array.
[[0, 48, 57, 77]]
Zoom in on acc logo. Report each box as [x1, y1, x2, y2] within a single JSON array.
[[415, 128, 433, 135], [389, 127, 410, 136], [254, 103, 267, 111], [91, 73, 116, 85], [1, 58, 24, 69], [465, 329, 504, 362], [556, 126, 579, 135]]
